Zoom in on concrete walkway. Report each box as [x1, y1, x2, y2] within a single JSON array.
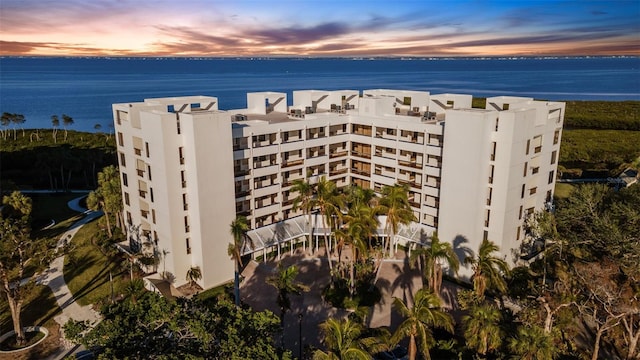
[[35, 196, 103, 359]]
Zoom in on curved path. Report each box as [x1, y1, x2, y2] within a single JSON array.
[[35, 196, 102, 358]]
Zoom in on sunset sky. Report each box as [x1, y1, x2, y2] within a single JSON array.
[[1, 0, 638, 57]]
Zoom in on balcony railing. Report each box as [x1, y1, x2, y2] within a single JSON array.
[[281, 159, 304, 168], [351, 168, 370, 176], [398, 179, 421, 189], [329, 150, 348, 158], [351, 150, 371, 159], [329, 168, 348, 176], [235, 189, 251, 198], [398, 160, 422, 169]]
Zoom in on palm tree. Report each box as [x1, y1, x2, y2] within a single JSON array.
[[336, 201, 378, 296], [62, 114, 74, 141], [508, 324, 557, 360], [228, 215, 249, 306], [462, 303, 503, 357], [266, 264, 309, 346], [378, 184, 416, 258], [411, 232, 459, 295], [464, 238, 510, 298], [124, 278, 145, 304], [391, 288, 454, 360], [51, 115, 60, 143], [291, 178, 315, 254], [310, 176, 344, 276], [186, 266, 202, 287], [313, 318, 373, 360]]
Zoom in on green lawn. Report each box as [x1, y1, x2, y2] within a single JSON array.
[[0, 284, 61, 334], [554, 183, 575, 199], [64, 218, 129, 307]]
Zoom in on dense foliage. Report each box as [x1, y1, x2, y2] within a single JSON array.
[[0, 129, 116, 190], [563, 100, 640, 130], [68, 293, 289, 360]]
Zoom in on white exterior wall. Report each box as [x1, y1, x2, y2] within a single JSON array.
[[114, 90, 564, 289]]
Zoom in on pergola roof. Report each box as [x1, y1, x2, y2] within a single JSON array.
[[242, 214, 434, 256]]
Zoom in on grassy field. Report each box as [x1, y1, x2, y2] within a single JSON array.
[[64, 219, 129, 307], [554, 183, 575, 199]]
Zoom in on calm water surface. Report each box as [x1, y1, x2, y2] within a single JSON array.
[[1, 57, 638, 132]]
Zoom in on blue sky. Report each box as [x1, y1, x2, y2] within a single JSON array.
[[1, 0, 638, 56]]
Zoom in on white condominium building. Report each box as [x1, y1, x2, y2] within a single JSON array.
[[113, 90, 564, 289]]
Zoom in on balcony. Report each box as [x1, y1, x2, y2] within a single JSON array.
[[234, 168, 251, 177], [139, 190, 147, 198], [281, 159, 304, 168], [398, 160, 422, 169], [351, 150, 371, 159], [329, 150, 348, 158], [351, 168, 370, 176], [398, 179, 421, 190], [235, 189, 251, 198], [137, 169, 145, 177], [134, 148, 142, 156], [329, 168, 348, 176]]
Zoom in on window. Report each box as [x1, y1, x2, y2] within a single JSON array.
[[532, 167, 539, 175], [168, 105, 175, 112], [122, 173, 128, 187], [150, 188, 154, 202], [523, 162, 528, 177], [484, 209, 491, 227], [490, 142, 497, 161], [494, 117, 499, 131], [488, 165, 494, 184], [181, 170, 186, 188], [548, 170, 555, 184], [145, 142, 150, 157], [184, 216, 190, 233], [186, 238, 191, 254], [119, 152, 126, 167], [152, 209, 156, 224], [483, 230, 488, 241], [546, 190, 553, 202], [530, 187, 537, 195], [179, 147, 185, 165], [516, 226, 521, 240], [526, 139, 530, 155], [553, 129, 560, 144], [551, 150, 557, 165], [502, 103, 510, 110], [126, 211, 132, 224], [521, 184, 525, 199], [117, 132, 124, 146], [176, 117, 181, 134], [519, 205, 523, 220], [147, 165, 152, 181], [183, 193, 188, 210], [124, 192, 130, 206]]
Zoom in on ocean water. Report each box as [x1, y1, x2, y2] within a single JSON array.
[[0, 56, 638, 132]]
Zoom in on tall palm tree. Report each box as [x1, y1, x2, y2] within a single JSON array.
[[124, 278, 145, 304], [391, 288, 454, 360], [313, 318, 373, 360], [410, 232, 459, 295], [508, 324, 557, 360], [310, 176, 344, 276], [291, 178, 315, 253], [378, 184, 416, 258], [266, 264, 309, 346], [228, 215, 249, 306], [462, 303, 503, 357], [336, 201, 378, 296], [186, 266, 202, 287], [464, 238, 510, 298]]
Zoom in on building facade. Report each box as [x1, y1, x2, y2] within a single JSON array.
[[113, 90, 564, 288]]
